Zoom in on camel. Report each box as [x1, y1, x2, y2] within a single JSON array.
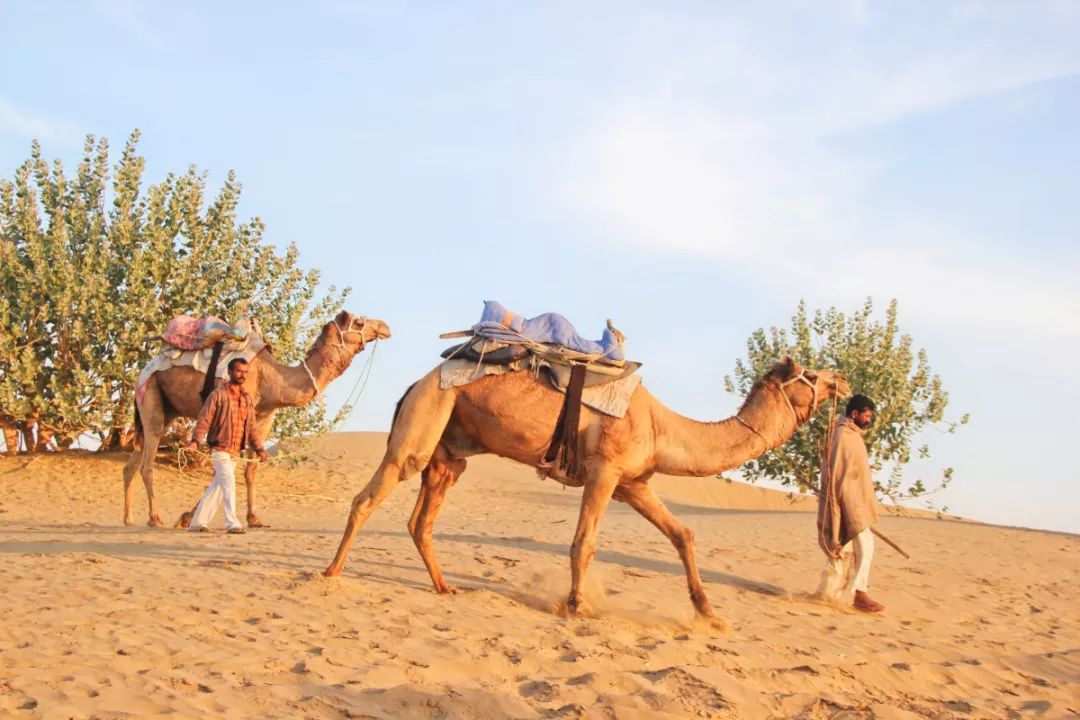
[[0, 411, 74, 456], [324, 356, 849, 628], [123, 310, 390, 527]]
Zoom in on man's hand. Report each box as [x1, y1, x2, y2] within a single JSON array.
[[256, 448, 270, 462], [184, 440, 198, 454]]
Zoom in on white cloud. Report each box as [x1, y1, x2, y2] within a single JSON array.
[[551, 4, 1080, 347], [0, 97, 82, 145]]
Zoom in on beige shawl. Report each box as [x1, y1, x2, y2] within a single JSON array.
[[818, 416, 878, 558]]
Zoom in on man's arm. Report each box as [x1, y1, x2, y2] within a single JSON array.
[[189, 392, 220, 447]]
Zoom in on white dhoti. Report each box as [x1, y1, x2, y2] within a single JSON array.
[[187, 450, 242, 531], [817, 528, 874, 600]]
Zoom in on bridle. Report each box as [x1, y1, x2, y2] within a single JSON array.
[[333, 315, 369, 352], [301, 315, 370, 399], [735, 367, 834, 450]]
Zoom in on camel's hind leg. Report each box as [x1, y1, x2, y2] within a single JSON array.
[[407, 445, 466, 594], [324, 369, 457, 577], [618, 482, 728, 631], [124, 384, 168, 527], [1, 421, 18, 457]]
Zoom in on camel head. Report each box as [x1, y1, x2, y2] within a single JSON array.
[[320, 310, 391, 355], [306, 311, 391, 378], [763, 357, 850, 424]]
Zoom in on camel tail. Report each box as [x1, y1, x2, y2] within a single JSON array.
[[388, 381, 419, 446], [132, 401, 143, 450]]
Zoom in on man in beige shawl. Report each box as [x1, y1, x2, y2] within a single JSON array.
[[817, 394, 884, 613]]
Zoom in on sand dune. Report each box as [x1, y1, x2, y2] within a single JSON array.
[[0, 432, 1076, 719]]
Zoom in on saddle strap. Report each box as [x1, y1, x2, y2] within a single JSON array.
[[542, 363, 587, 481], [200, 340, 226, 402]]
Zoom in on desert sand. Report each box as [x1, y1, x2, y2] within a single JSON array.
[[0, 432, 1076, 719]]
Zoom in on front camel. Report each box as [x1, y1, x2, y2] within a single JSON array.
[[123, 311, 390, 527], [324, 356, 849, 627]]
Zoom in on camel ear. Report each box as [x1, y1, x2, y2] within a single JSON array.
[[779, 356, 802, 379], [334, 309, 351, 325]]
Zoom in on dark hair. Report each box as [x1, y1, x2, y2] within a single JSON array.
[[846, 394, 875, 416], [227, 357, 249, 372]]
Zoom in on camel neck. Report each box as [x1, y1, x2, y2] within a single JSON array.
[[257, 345, 344, 408], [651, 393, 798, 476]]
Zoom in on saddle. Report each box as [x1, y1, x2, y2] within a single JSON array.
[[439, 325, 642, 483], [440, 335, 640, 389]]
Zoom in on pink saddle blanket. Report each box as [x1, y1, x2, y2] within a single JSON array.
[[162, 315, 248, 350]]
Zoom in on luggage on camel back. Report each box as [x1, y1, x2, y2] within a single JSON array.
[[162, 315, 250, 350], [135, 315, 267, 404], [437, 301, 643, 482]]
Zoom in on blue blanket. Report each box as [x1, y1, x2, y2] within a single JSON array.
[[471, 301, 625, 361]]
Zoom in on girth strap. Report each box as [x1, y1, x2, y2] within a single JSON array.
[[541, 363, 588, 481]]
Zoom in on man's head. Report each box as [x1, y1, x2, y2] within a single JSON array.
[[227, 357, 249, 386], [845, 393, 875, 429]]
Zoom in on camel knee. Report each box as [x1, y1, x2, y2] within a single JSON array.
[[671, 527, 694, 553], [570, 538, 596, 565]]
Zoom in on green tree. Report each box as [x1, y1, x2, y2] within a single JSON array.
[[0, 132, 349, 448], [724, 298, 968, 505]]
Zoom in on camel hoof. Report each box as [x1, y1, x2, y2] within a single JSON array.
[[701, 614, 731, 634], [435, 583, 457, 595], [323, 568, 341, 578], [563, 594, 592, 618], [123, 516, 135, 526], [147, 515, 164, 528], [247, 514, 267, 528]]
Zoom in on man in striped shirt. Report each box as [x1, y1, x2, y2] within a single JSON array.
[[184, 357, 269, 534]]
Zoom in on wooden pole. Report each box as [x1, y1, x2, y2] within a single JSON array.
[[871, 527, 911, 559]]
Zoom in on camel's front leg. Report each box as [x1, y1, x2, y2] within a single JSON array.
[[620, 482, 728, 632], [244, 414, 276, 528], [407, 448, 465, 594], [567, 468, 620, 616]]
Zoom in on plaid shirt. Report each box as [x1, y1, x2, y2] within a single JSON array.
[[193, 382, 263, 458]]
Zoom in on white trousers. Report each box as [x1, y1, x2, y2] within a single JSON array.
[[187, 451, 242, 531], [817, 528, 874, 600]]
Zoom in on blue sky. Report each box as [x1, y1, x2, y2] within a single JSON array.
[[2, 1, 1078, 532]]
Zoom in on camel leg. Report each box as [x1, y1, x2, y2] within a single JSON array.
[[567, 468, 621, 616], [125, 385, 167, 527], [618, 482, 728, 631], [324, 370, 457, 577], [243, 413, 275, 528], [407, 447, 466, 594], [1, 422, 18, 457], [35, 425, 55, 453], [122, 448, 143, 525]]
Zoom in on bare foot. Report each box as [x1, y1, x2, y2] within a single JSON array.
[[853, 590, 885, 613], [247, 513, 268, 528]]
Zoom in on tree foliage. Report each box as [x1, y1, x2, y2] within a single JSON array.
[[724, 298, 968, 504], [0, 132, 349, 448]]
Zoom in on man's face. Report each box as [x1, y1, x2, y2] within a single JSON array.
[[850, 408, 874, 429], [228, 362, 249, 385]]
